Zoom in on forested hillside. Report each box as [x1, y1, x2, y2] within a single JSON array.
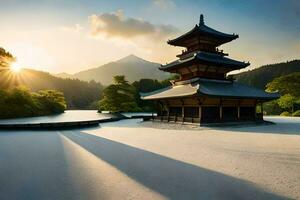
[[0, 68, 103, 109], [235, 60, 300, 89]]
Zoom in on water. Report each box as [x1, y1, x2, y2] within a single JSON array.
[[265, 116, 300, 124], [0, 110, 112, 125], [121, 112, 156, 118], [0, 111, 297, 126]]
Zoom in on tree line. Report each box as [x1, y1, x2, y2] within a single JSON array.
[[0, 47, 67, 118], [98, 75, 173, 112], [1, 46, 299, 118], [235, 60, 300, 89], [265, 72, 300, 116], [0, 47, 103, 110], [0, 86, 66, 119]]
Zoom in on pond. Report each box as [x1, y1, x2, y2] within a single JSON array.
[[0, 110, 298, 126], [0, 110, 113, 125], [265, 116, 300, 124]]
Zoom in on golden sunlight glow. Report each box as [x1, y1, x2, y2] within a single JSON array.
[[11, 62, 22, 72], [7, 43, 55, 72]]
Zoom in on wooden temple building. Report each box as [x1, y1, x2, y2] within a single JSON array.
[[141, 15, 279, 124]]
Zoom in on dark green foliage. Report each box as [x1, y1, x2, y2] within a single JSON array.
[[0, 69, 103, 109], [280, 111, 291, 116], [266, 72, 300, 97], [99, 76, 141, 112], [0, 87, 66, 119], [235, 60, 300, 89], [0, 46, 103, 109], [235, 61, 300, 116], [132, 78, 173, 111], [33, 90, 66, 114], [264, 72, 300, 115], [277, 94, 296, 113], [263, 100, 283, 115], [99, 74, 176, 112], [292, 110, 300, 117]]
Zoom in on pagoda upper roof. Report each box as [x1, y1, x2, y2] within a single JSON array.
[[168, 15, 238, 47], [140, 78, 280, 100], [160, 51, 250, 72]]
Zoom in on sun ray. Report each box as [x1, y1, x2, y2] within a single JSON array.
[[11, 62, 22, 73]]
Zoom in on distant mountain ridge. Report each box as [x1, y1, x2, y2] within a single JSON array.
[[235, 60, 300, 89], [54, 72, 73, 79], [54, 55, 300, 90], [54, 55, 170, 85]]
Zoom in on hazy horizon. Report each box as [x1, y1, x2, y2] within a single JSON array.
[[1, 0, 299, 73]]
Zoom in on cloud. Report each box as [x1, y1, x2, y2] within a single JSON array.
[[88, 10, 181, 65], [61, 24, 83, 33], [153, 0, 176, 10], [89, 10, 178, 40]]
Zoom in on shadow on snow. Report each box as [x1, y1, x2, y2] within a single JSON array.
[[62, 131, 290, 200]]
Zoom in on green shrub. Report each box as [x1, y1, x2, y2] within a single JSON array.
[[99, 75, 142, 112], [280, 111, 291, 116], [0, 87, 66, 119], [292, 110, 300, 117], [263, 100, 283, 115], [34, 90, 66, 114]]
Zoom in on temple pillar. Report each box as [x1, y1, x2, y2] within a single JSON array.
[[167, 106, 170, 122], [254, 100, 258, 119], [182, 106, 185, 123], [219, 98, 223, 121], [181, 99, 185, 123], [159, 101, 163, 121], [199, 106, 202, 124], [152, 102, 154, 120]]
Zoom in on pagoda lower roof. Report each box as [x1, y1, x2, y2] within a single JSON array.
[[160, 52, 250, 71], [140, 78, 280, 100], [168, 24, 238, 47]]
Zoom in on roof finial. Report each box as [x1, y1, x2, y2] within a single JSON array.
[[199, 14, 204, 25]]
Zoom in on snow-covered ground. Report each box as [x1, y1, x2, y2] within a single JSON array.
[[0, 116, 299, 199]]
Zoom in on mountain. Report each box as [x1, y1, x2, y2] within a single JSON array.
[[0, 69, 103, 109], [70, 55, 171, 85], [235, 60, 300, 89], [54, 72, 73, 79]]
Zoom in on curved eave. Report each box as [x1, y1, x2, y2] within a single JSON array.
[[140, 84, 198, 100], [167, 24, 239, 47], [140, 79, 280, 101], [198, 91, 280, 101], [141, 93, 196, 100], [160, 54, 250, 72], [197, 80, 280, 101]]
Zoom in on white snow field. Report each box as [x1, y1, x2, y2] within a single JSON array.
[[0, 116, 299, 199]]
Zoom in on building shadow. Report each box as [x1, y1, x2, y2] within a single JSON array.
[[0, 131, 75, 200], [62, 131, 290, 200]]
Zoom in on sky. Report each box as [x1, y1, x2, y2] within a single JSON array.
[[0, 0, 299, 73]]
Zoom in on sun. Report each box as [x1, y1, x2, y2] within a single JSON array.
[[11, 63, 23, 73]]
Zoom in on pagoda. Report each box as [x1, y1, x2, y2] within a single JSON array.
[[141, 15, 279, 124]]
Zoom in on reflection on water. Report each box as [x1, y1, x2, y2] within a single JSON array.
[[265, 116, 300, 124], [0, 110, 111, 125], [0, 111, 298, 127], [121, 112, 156, 118]]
